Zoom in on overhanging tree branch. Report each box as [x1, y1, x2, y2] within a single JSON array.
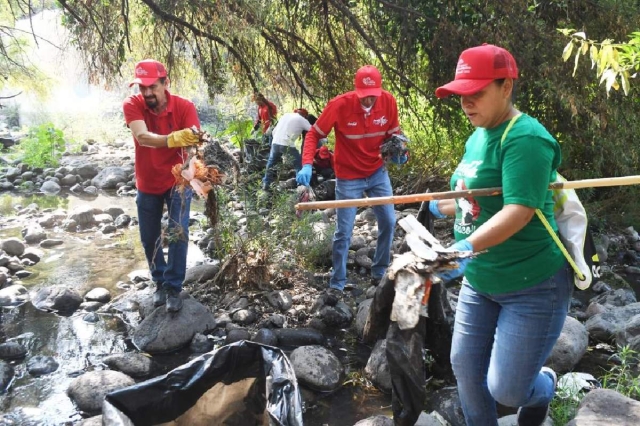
[[139, 0, 257, 91]]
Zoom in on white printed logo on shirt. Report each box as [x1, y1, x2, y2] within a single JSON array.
[[373, 116, 388, 126], [455, 160, 482, 178], [347, 121, 358, 127]]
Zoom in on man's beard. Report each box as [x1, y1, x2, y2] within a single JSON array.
[[144, 96, 158, 108]]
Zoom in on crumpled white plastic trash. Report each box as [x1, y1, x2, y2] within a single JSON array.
[[556, 372, 601, 401]]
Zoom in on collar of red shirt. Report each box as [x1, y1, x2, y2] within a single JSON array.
[[349, 90, 383, 114]]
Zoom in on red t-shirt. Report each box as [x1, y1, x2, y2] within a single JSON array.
[[256, 101, 278, 133], [301, 91, 400, 179], [123, 91, 200, 194]]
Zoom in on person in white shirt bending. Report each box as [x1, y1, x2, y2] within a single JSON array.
[[262, 108, 314, 190]]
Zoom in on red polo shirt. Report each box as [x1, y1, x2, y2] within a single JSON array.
[[301, 90, 400, 179], [256, 101, 278, 133], [123, 90, 200, 194]]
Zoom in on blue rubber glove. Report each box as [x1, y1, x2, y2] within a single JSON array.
[[296, 164, 313, 186], [429, 200, 447, 219], [436, 239, 474, 282], [391, 150, 409, 165]]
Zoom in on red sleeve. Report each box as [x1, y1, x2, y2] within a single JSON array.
[[302, 127, 322, 166], [302, 98, 339, 166], [123, 96, 144, 125], [385, 94, 401, 135]]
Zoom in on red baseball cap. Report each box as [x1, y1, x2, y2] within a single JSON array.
[[129, 59, 168, 87], [318, 146, 331, 159], [435, 44, 518, 98], [354, 65, 382, 98], [294, 108, 308, 117]]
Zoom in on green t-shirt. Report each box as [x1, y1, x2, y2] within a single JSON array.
[[451, 114, 565, 294]]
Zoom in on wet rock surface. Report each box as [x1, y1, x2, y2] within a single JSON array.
[[67, 370, 135, 414], [26, 355, 59, 376]]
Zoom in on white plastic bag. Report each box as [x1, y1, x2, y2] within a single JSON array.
[[552, 173, 600, 290]]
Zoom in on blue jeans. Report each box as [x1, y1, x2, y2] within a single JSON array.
[[330, 166, 396, 290], [136, 187, 192, 291], [262, 144, 302, 188], [450, 264, 572, 426]]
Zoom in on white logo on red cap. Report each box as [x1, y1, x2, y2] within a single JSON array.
[[135, 67, 149, 76], [456, 59, 472, 75], [362, 77, 377, 86]]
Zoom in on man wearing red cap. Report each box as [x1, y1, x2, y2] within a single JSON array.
[[123, 59, 201, 313], [297, 65, 407, 295], [312, 145, 334, 185], [261, 108, 313, 190]]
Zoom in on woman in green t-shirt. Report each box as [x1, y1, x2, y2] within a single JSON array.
[[432, 44, 572, 426]]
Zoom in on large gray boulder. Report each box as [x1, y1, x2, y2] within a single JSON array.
[[547, 316, 589, 373], [67, 370, 135, 414], [31, 285, 82, 315], [183, 263, 220, 285], [585, 302, 640, 342], [1, 237, 25, 257], [91, 166, 132, 189], [102, 353, 153, 378], [364, 339, 391, 393], [567, 388, 640, 425], [132, 295, 217, 353], [289, 345, 343, 392]]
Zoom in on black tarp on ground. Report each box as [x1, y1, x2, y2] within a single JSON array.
[[103, 341, 303, 426]]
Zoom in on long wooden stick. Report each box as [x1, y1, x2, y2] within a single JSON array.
[[295, 175, 640, 211]]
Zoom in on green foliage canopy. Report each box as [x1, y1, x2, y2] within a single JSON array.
[[4, 1, 637, 220]]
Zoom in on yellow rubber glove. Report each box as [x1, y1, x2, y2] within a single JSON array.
[[167, 128, 200, 148]]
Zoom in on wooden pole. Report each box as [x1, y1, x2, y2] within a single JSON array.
[[295, 175, 640, 211]]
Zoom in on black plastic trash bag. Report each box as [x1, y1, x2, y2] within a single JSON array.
[[103, 341, 303, 426], [362, 273, 454, 426]]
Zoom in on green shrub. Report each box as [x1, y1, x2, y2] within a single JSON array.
[[600, 345, 640, 399], [216, 118, 254, 148], [17, 123, 66, 168]]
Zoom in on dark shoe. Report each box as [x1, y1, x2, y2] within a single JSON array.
[[166, 288, 183, 312], [325, 287, 343, 304], [312, 287, 342, 311], [517, 367, 557, 426], [153, 285, 167, 307]]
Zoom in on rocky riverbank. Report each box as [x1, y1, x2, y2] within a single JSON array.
[[2, 138, 640, 425]]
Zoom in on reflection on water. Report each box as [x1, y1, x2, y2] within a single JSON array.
[[0, 192, 207, 424], [0, 192, 206, 294], [304, 386, 393, 426], [0, 304, 128, 424]]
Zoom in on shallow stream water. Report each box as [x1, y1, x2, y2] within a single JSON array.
[[0, 192, 392, 425]]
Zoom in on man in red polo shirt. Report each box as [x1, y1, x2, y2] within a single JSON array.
[[123, 59, 201, 313], [297, 65, 408, 295]]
